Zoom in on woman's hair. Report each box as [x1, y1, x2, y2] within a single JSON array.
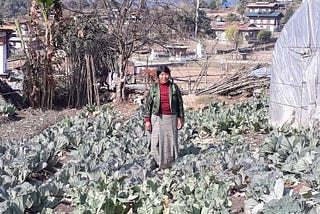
[[156, 65, 171, 77]]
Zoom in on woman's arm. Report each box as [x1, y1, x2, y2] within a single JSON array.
[[144, 86, 154, 131]]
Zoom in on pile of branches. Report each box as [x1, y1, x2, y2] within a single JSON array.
[[196, 65, 270, 97]]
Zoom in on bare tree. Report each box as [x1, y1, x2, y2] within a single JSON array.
[[96, 0, 188, 101]]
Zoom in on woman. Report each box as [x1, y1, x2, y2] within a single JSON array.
[[144, 65, 185, 169]]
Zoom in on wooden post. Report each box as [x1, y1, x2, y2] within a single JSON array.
[[188, 75, 191, 95], [205, 69, 207, 89]]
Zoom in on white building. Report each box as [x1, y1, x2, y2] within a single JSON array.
[[0, 29, 13, 74], [7, 19, 28, 51]]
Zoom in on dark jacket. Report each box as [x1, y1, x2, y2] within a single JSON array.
[[144, 81, 184, 118]]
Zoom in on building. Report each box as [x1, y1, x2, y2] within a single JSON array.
[[164, 44, 189, 61], [245, 2, 284, 32], [6, 19, 29, 51], [0, 28, 13, 74], [211, 21, 262, 43]]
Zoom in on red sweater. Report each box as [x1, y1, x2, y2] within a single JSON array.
[[145, 82, 171, 122]]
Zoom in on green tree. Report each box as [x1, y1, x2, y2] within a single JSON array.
[[209, 0, 217, 9], [226, 13, 240, 22], [225, 25, 242, 50], [199, 0, 209, 8], [283, 5, 295, 24], [237, 0, 248, 20], [177, 7, 213, 37], [257, 29, 271, 42]]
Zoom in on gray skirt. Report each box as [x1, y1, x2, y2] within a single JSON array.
[[150, 114, 178, 169]]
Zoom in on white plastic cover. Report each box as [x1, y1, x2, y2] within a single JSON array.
[[270, 0, 320, 128]]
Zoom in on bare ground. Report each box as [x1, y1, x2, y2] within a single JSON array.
[[0, 101, 142, 142]]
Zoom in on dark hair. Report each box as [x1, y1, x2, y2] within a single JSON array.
[[156, 65, 171, 77]]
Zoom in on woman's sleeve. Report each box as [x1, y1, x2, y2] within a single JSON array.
[[176, 85, 185, 118], [144, 86, 153, 119]]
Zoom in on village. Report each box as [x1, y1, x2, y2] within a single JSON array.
[[0, 1, 286, 107]]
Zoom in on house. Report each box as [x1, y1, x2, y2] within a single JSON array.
[[164, 44, 189, 61], [247, 2, 280, 12], [6, 19, 29, 52], [214, 15, 224, 22], [245, 2, 284, 32], [211, 21, 262, 43], [0, 28, 14, 75]]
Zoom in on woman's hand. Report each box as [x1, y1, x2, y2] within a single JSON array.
[[177, 117, 184, 130], [145, 121, 152, 131]]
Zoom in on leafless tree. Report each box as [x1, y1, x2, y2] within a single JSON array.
[[94, 0, 190, 101]]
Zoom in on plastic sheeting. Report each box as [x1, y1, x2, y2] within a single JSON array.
[[250, 66, 271, 78], [270, 0, 320, 128]]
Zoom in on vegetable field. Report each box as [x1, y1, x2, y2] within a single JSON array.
[[1, 96, 320, 213]]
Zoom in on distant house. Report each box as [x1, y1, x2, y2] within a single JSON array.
[[247, 2, 280, 12], [245, 2, 284, 32], [164, 44, 189, 61], [214, 15, 224, 22], [6, 19, 29, 51], [0, 28, 13, 74], [211, 21, 262, 43]]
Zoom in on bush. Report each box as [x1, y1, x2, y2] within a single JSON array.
[[257, 29, 272, 42]]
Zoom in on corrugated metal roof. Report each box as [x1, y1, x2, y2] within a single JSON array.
[[246, 11, 283, 17]]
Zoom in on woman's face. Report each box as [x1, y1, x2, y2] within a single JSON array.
[[158, 72, 170, 84]]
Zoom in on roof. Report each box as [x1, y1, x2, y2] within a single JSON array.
[[165, 45, 188, 49], [0, 26, 15, 32], [247, 2, 278, 8], [211, 21, 262, 32], [246, 11, 284, 18]]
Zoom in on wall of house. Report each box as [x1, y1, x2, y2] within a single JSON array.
[[0, 33, 7, 74], [249, 18, 279, 32], [250, 18, 276, 25], [216, 31, 256, 44], [216, 31, 228, 43], [8, 22, 28, 51], [249, 8, 274, 13]]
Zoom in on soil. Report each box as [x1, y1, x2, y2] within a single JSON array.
[[0, 101, 141, 142]]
